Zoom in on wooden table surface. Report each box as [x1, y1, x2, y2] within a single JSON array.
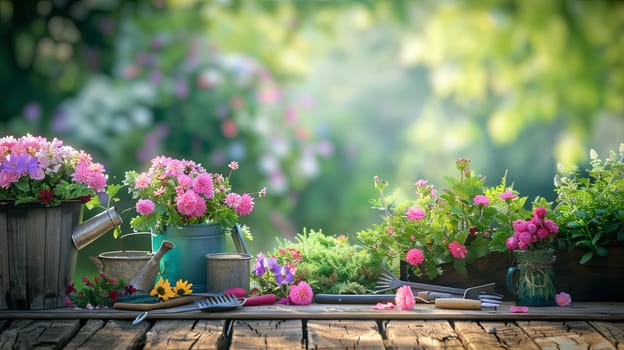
[[1, 302, 623, 349]]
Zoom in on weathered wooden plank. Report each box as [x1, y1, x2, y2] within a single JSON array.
[[231, 320, 303, 349], [27, 206, 47, 309], [590, 321, 624, 349], [63, 319, 106, 349], [385, 320, 463, 349], [0, 209, 9, 310], [454, 321, 540, 350], [518, 320, 617, 350], [44, 206, 63, 309], [144, 319, 223, 349], [68, 319, 150, 350], [0, 319, 80, 349], [307, 320, 384, 350]]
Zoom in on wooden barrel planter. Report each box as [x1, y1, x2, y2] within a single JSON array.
[[0, 202, 82, 310], [553, 245, 624, 302]]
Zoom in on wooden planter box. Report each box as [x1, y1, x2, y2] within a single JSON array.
[[0, 202, 82, 310], [401, 246, 624, 302]]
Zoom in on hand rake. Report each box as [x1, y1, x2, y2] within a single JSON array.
[[375, 268, 502, 308]]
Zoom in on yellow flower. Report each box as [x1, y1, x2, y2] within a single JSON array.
[[150, 277, 176, 302], [172, 279, 193, 296]]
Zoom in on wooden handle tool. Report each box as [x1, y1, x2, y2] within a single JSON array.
[[434, 298, 482, 310], [114, 295, 204, 311]]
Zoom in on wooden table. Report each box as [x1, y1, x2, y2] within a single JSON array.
[[1, 302, 623, 349]]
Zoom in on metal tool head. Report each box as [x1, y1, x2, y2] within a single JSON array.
[[195, 293, 244, 312], [462, 283, 496, 299]]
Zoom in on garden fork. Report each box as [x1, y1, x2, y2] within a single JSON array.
[[375, 268, 502, 306]]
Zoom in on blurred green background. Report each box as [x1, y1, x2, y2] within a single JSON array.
[[2, 0, 623, 282]]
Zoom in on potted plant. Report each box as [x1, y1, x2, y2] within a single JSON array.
[[357, 158, 528, 294], [552, 143, 624, 301], [124, 156, 266, 292], [554, 143, 624, 262], [0, 134, 114, 309]]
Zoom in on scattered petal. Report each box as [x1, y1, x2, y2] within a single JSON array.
[[373, 302, 395, 310], [555, 292, 572, 306], [510, 306, 529, 313]]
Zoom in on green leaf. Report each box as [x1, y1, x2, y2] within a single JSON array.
[[579, 251, 593, 264]]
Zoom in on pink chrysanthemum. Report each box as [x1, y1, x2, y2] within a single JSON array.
[[499, 190, 518, 200], [192, 173, 214, 198], [405, 206, 425, 221], [395, 286, 415, 311], [448, 241, 468, 259], [136, 199, 155, 216], [236, 193, 254, 216], [405, 248, 425, 266], [225, 193, 241, 208], [473, 195, 490, 206], [176, 190, 206, 218], [289, 281, 313, 305]]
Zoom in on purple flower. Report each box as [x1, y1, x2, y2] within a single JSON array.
[[271, 264, 294, 285], [253, 253, 266, 277]]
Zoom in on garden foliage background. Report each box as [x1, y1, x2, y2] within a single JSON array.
[[2, 0, 623, 281]]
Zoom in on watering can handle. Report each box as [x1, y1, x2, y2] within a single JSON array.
[[231, 224, 249, 255]]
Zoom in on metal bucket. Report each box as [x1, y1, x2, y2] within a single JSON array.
[[205, 253, 252, 294]]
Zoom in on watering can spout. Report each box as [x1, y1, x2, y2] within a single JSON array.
[[72, 207, 123, 250], [130, 240, 175, 292]]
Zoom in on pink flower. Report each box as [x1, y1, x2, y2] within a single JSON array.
[[448, 241, 468, 259], [395, 286, 415, 310], [505, 235, 519, 250], [136, 199, 155, 215], [288, 281, 313, 305], [134, 173, 151, 189], [405, 248, 425, 266], [405, 206, 425, 221], [176, 190, 206, 217], [533, 207, 547, 219], [555, 292, 572, 306], [473, 195, 490, 206], [236, 193, 254, 216], [228, 161, 239, 170], [513, 220, 528, 232], [225, 193, 241, 207], [544, 219, 559, 234], [192, 173, 214, 198], [499, 190, 518, 200]]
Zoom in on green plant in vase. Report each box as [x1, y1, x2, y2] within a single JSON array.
[[553, 143, 624, 263]]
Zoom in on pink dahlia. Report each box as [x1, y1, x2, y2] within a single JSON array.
[[289, 281, 313, 305], [236, 193, 254, 216], [136, 199, 155, 216], [405, 248, 425, 266], [473, 195, 490, 206], [448, 241, 468, 259], [405, 206, 425, 221]]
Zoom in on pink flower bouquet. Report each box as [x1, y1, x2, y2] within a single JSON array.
[[0, 134, 107, 206], [124, 156, 265, 232]]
